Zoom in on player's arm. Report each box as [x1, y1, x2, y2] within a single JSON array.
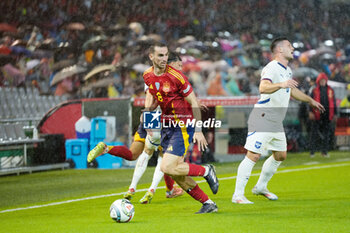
[[140, 89, 157, 124], [185, 92, 208, 151], [259, 79, 299, 94], [144, 90, 158, 111], [291, 88, 325, 113]]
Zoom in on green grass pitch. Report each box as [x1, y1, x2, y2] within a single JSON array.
[[1, 152, 350, 233]]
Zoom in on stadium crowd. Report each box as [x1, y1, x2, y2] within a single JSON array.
[[0, 0, 349, 99]]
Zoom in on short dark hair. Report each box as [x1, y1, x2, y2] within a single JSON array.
[[149, 42, 168, 54], [270, 37, 289, 53], [167, 52, 182, 63]]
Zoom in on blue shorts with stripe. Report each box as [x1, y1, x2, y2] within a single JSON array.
[[160, 126, 194, 157], [134, 123, 147, 143]]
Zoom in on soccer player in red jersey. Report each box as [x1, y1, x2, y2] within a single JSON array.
[[87, 43, 218, 213], [87, 54, 183, 202], [143, 42, 219, 214]]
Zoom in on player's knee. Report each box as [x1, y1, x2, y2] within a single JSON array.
[[247, 151, 260, 162], [144, 146, 154, 155], [273, 151, 287, 161], [145, 133, 161, 151], [160, 163, 173, 175]]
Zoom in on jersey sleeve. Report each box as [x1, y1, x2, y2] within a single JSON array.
[[167, 66, 193, 97], [176, 71, 193, 97], [260, 65, 275, 83], [180, 78, 193, 97], [143, 66, 153, 87], [144, 83, 149, 93]]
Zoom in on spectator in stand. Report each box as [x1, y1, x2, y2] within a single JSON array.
[[309, 73, 337, 158], [207, 68, 228, 96]]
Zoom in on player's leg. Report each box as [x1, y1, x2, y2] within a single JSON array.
[[125, 131, 160, 200], [232, 150, 260, 204], [160, 126, 219, 194], [161, 152, 218, 194], [252, 150, 285, 200], [252, 133, 287, 200], [87, 142, 135, 162], [139, 156, 163, 204], [123, 141, 150, 199], [164, 174, 184, 198], [87, 124, 148, 163], [161, 149, 184, 198], [172, 175, 217, 214]]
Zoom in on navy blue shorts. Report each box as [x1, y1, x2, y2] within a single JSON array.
[[160, 126, 194, 157]]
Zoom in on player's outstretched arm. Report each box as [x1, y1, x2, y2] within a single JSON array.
[[259, 79, 298, 94], [291, 88, 325, 113]]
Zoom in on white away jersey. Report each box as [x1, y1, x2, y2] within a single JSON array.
[[248, 60, 293, 131], [258, 60, 292, 108]]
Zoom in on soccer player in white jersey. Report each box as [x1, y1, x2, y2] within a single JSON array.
[[232, 37, 325, 204]]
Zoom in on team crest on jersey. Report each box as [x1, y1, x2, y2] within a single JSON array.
[[255, 141, 262, 149], [149, 84, 153, 89], [163, 81, 170, 93], [155, 82, 160, 90], [167, 145, 173, 151]]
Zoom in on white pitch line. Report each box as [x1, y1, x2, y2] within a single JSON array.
[[1, 162, 349, 214]]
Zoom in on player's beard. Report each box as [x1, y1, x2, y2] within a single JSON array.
[[155, 62, 166, 71]]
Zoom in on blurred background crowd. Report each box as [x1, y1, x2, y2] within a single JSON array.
[[0, 0, 349, 99]]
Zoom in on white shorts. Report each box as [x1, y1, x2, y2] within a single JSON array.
[[244, 131, 287, 154]]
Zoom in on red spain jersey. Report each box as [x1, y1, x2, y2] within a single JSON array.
[[143, 65, 193, 122]]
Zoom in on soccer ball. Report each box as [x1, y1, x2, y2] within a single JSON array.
[[110, 199, 135, 223]]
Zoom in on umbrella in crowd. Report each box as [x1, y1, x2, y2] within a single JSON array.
[[1, 63, 25, 86], [0, 23, 17, 33], [10, 46, 31, 56], [26, 59, 40, 71], [51, 59, 76, 72], [84, 64, 116, 81], [293, 67, 320, 80], [50, 65, 86, 86], [82, 35, 108, 50], [66, 22, 85, 31], [132, 63, 149, 73], [82, 77, 117, 92]]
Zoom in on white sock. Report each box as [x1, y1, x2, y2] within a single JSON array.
[[129, 151, 152, 190], [204, 165, 209, 176], [255, 155, 282, 191], [233, 156, 256, 197], [204, 199, 214, 204], [149, 156, 164, 192]]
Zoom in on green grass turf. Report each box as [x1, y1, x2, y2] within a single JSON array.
[[1, 151, 350, 233]]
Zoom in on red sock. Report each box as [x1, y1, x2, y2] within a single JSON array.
[[187, 164, 206, 176], [164, 174, 175, 191], [108, 146, 133, 160], [187, 184, 209, 203]]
